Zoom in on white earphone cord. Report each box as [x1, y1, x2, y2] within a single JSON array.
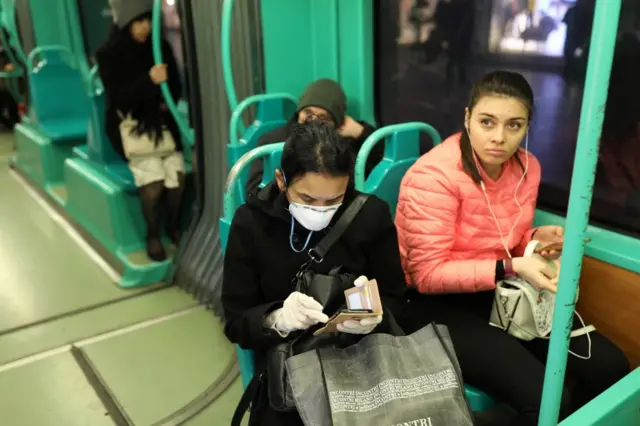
[[476, 132, 529, 259], [502, 309, 592, 359], [476, 132, 592, 359]]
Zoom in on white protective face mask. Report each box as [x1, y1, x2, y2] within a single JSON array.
[[289, 202, 341, 231]]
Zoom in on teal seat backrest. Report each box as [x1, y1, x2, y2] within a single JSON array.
[[219, 142, 284, 388], [87, 86, 121, 165], [28, 46, 89, 140], [227, 94, 296, 205], [78, 66, 135, 189], [354, 122, 442, 218]]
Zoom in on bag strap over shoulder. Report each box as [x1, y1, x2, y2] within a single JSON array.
[[308, 193, 369, 263], [231, 373, 262, 426]]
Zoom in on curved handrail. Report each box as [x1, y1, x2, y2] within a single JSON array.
[[223, 142, 284, 221], [221, 0, 244, 133], [151, 0, 193, 143], [354, 122, 441, 190], [27, 45, 76, 71], [229, 93, 297, 146]]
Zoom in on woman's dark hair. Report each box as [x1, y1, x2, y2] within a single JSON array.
[[461, 70, 535, 184], [281, 122, 353, 185]]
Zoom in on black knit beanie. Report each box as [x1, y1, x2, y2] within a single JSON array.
[[297, 79, 347, 127]]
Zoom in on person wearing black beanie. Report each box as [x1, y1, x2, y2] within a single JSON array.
[[245, 79, 383, 196]]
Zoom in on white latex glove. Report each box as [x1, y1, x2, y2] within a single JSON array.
[[337, 315, 383, 335], [353, 275, 368, 287], [271, 292, 329, 334]]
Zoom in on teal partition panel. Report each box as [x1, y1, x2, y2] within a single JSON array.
[[28, 0, 73, 49], [74, 0, 111, 60], [559, 367, 640, 426], [260, 0, 374, 123], [337, 0, 374, 124]]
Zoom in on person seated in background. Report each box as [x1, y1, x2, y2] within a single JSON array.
[[245, 78, 384, 196], [97, 0, 186, 262], [395, 70, 629, 426], [223, 122, 408, 426]]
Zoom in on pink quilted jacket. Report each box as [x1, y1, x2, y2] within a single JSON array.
[[395, 133, 541, 294]]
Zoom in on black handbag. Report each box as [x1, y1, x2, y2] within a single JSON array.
[[232, 193, 370, 424]]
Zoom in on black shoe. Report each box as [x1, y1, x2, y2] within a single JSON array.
[[146, 236, 167, 262]]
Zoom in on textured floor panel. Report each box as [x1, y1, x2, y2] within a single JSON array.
[[82, 307, 235, 425]]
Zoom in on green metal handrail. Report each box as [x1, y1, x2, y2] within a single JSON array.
[[228, 93, 297, 147], [151, 0, 193, 143], [27, 45, 76, 71], [221, 0, 242, 129], [538, 1, 623, 425], [223, 142, 284, 222]]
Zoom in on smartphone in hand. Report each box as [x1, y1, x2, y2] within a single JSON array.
[[533, 238, 591, 254]]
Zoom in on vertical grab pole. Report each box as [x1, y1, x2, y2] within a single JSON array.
[[537, 1, 622, 425], [221, 0, 245, 134], [151, 0, 193, 143]]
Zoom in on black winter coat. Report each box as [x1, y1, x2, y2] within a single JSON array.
[[222, 183, 409, 425], [96, 26, 183, 160], [245, 119, 384, 196]]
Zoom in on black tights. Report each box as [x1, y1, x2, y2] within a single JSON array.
[[138, 173, 186, 240], [406, 292, 630, 426]]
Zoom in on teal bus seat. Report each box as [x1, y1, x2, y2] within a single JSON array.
[[354, 122, 442, 219], [220, 141, 496, 411], [77, 66, 192, 192], [220, 142, 284, 388], [227, 93, 296, 205], [27, 46, 89, 142], [465, 384, 497, 413]]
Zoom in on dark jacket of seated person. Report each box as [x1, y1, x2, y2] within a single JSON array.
[[244, 78, 384, 196], [222, 123, 408, 426]]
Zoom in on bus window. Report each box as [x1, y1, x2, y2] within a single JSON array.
[[374, 0, 640, 237]]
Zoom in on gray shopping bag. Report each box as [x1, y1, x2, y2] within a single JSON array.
[[287, 323, 474, 426], [285, 349, 332, 426]]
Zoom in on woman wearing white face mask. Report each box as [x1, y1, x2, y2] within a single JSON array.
[[222, 122, 409, 426]]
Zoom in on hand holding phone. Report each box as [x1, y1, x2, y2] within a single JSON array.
[[534, 242, 563, 255], [533, 238, 592, 257]]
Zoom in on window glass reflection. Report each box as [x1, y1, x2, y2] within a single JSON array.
[[377, 0, 640, 235]]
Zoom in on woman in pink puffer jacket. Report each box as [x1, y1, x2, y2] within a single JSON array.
[[395, 71, 629, 426]]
